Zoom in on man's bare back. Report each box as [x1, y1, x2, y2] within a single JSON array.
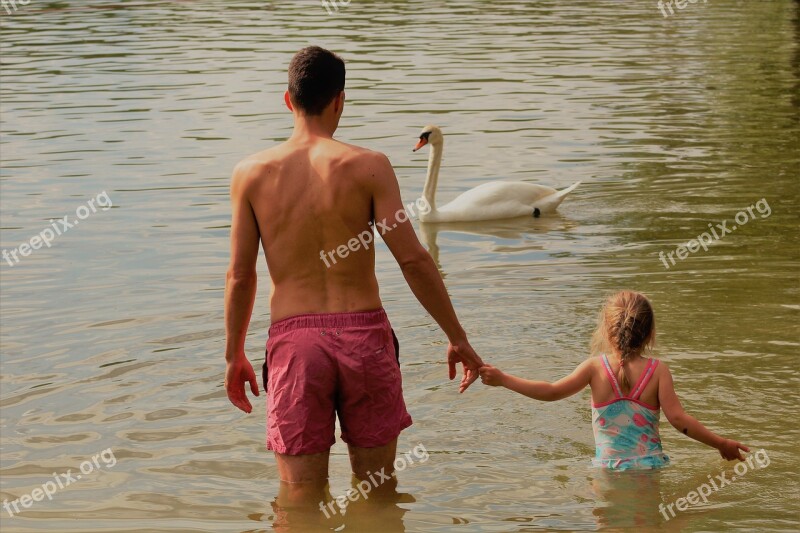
[[234, 136, 385, 321]]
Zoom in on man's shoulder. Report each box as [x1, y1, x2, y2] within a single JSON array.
[[231, 146, 283, 185], [333, 141, 390, 167], [333, 142, 395, 185]]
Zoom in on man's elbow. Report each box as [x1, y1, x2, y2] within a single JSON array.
[[226, 266, 257, 287], [398, 249, 434, 276]]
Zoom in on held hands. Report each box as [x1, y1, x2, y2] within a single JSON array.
[[478, 364, 505, 387], [718, 438, 750, 461], [225, 355, 260, 413], [447, 339, 484, 393]]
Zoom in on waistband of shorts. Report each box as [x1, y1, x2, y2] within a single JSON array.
[[268, 308, 388, 336]]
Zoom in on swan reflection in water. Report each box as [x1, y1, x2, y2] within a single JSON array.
[[419, 214, 577, 266]]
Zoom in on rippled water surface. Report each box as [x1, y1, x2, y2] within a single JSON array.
[[1, 1, 798, 532]]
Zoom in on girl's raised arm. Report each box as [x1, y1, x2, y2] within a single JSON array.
[[479, 360, 592, 401], [658, 363, 748, 460]]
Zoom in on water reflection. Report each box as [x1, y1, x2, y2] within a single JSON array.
[[266, 477, 413, 532], [419, 214, 576, 265], [590, 469, 673, 530]]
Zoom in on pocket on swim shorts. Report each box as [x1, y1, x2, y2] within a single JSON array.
[[355, 325, 400, 382], [262, 346, 268, 393], [391, 328, 400, 366]]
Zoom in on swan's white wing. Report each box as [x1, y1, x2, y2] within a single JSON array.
[[532, 180, 581, 213], [436, 181, 558, 221]]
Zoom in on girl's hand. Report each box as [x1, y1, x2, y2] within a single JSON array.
[[447, 340, 484, 393], [479, 364, 505, 387], [718, 439, 749, 461]]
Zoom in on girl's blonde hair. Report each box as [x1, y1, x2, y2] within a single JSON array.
[[590, 291, 656, 393]]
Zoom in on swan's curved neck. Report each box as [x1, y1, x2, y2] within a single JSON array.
[[423, 141, 442, 212]]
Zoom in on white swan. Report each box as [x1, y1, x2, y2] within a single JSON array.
[[412, 125, 580, 222]]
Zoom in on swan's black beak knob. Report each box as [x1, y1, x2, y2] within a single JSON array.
[[532, 208, 541, 218]]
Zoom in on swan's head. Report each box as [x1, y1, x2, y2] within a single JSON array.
[[412, 125, 443, 152]]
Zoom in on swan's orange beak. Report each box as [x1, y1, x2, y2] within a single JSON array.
[[413, 138, 428, 152]]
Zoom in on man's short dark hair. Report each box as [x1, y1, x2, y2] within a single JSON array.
[[288, 46, 345, 116]]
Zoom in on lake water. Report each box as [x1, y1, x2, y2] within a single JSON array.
[[1, 1, 798, 532]]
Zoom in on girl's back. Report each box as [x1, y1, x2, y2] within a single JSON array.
[[588, 354, 660, 407], [589, 354, 670, 470]]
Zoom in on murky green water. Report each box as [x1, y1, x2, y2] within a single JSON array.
[[1, 1, 798, 531]]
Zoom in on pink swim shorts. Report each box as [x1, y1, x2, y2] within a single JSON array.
[[263, 308, 413, 455]]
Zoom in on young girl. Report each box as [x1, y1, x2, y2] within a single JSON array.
[[479, 290, 748, 470]]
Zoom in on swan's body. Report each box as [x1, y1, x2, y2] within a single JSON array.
[[423, 180, 580, 223], [413, 125, 580, 223]]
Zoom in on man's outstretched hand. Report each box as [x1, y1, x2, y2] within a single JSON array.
[[225, 355, 260, 413], [447, 340, 484, 393]]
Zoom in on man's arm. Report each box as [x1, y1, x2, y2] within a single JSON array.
[[224, 160, 261, 413], [368, 152, 484, 392]]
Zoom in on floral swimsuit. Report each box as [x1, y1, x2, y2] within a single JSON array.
[[591, 355, 670, 470]]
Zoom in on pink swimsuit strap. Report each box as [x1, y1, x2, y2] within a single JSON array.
[[630, 358, 659, 400], [600, 354, 658, 400], [600, 354, 624, 398]]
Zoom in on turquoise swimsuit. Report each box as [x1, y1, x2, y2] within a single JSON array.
[[591, 355, 670, 470]]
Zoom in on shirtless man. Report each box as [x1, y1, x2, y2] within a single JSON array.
[[224, 46, 483, 492]]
